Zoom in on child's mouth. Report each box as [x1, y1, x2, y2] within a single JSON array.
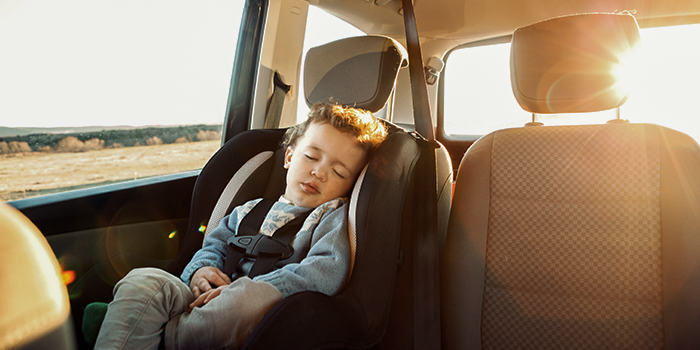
[[301, 182, 319, 195]]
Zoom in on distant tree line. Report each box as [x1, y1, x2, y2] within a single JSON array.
[[0, 124, 221, 154]]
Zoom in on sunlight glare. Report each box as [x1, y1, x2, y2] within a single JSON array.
[[611, 46, 642, 101]]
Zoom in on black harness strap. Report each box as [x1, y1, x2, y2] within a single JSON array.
[[224, 199, 313, 279]]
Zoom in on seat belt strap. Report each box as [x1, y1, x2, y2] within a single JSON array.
[[223, 199, 312, 279], [401, 0, 442, 348], [401, 0, 434, 142], [263, 71, 291, 129]]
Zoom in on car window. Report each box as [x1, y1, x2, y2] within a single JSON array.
[[0, 0, 243, 201], [442, 23, 700, 141], [295, 6, 364, 124]]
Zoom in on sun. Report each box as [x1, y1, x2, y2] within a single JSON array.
[[611, 44, 643, 101]]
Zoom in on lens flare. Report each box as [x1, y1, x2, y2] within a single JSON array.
[[198, 223, 206, 233], [58, 254, 83, 299], [168, 230, 177, 239], [62, 269, 76, 285]]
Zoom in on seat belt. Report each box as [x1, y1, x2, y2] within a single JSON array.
[[263, 71, 291, 129], [401, 0, 442, 348], [223, 198, 312, 279], [402, 0, 434, 142]]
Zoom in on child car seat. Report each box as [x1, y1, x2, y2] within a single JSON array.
[[165, 35, 446, 349]]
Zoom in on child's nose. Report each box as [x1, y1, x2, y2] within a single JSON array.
[[311, 166, 326, 180]]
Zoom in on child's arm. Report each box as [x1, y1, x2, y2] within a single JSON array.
[[180, 199, 261, 286], [252, 203, 351, 298], [180, 222, 231, 285]]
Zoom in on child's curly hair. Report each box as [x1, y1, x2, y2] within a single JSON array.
[[282, 103, 387, 153]]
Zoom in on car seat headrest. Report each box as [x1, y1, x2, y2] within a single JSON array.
[[510, 13, 641, 114], [304, 35, 408, 113]]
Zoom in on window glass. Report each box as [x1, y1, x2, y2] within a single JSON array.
[[295, 6, 364, 124], [0, 0, 243, 201], [443, 23, 700, 141]]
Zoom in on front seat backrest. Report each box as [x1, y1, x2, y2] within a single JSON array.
[[0, 202, 76, 350], [442, 13, 700, 349]]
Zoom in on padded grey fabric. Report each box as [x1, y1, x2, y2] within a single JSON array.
[[510, 13, 641, 114], [204, 151, 274, 238], [304, 35, 407, 113]]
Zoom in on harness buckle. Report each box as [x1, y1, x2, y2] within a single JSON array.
[[227, 234, 294, 259]]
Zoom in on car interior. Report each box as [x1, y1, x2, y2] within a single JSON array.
[[3, 0, 700, 349]]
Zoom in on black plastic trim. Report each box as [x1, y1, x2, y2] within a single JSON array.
[[9, 171, 199, 237], [222, 0, 268, 142]]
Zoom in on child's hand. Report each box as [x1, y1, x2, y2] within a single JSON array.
[[189, 266, 231, 300], [188, 284, 227, 312]]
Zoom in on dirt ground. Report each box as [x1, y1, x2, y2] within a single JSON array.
[[0, 140, 220, 201]]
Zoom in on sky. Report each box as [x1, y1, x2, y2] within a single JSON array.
[[0, 0, 243, 128], [0, 1, 364, 128]]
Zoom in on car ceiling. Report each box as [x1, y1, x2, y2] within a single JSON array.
[[310, 0, 700, 54]]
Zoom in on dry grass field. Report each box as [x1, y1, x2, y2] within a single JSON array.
[[0, 140, 220, 201]]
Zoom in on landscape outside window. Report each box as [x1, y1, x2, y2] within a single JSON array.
[[0, 1, 243, 201], [443, 24, 700, 141]]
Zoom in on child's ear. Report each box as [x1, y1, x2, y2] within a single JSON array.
[[283, 147, 293, 169]]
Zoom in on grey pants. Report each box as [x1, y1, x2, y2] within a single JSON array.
[[94, 267, 283, 350]]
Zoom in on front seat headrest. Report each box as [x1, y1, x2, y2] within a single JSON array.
[[304, 35, 408, 113], [510, 13, 641, 114]]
